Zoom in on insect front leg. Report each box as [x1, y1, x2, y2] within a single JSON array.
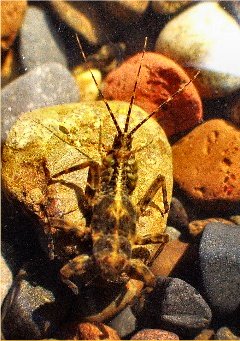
[[60, 254, 94, 295], [128, 258, 156, 288]]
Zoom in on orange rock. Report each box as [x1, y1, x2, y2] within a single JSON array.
[[131, 328, 179, 340], [189, 218, 235, 237], [1, 1, 27, 50], [172, 119, 240, 211], [60, 322, 120, 340], [103, 52, 202, 137]]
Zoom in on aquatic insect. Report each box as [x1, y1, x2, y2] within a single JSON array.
[[39, 36, 199, 295]]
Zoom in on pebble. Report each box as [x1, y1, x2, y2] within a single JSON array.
[[1, 0, 27, 51], [0, 254, 13, 306], [139, 277, 212, 333], [103, 52, 202, 137], [1, 261, 72, 340], [72, 66, 102, 101], [189, 218, 234, 237], [50, 1, 115, 45], [59, 322, 120, 340], [215, 326, 240, 340], [152, 1, 191, 15], [1, 62, 80, 143], [194, 328, 215, 340], [102, 1, 149, 24], [230, 215, 240, 225], [167, 197, 189, 229], [199, 222, 240, 316], [165, 225, 181, 241], [172, 119, 240, 213], [108, 306, 137, 338], [156, 2, 240, 98], [151, 240, 198, 280], [131, 328, 179, 340], [19, 6, 68, 71]]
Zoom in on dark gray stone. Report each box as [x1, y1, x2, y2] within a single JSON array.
[[20, 6, 68, 71], [199, 222, 240, 316], [167, 197, 189, 229], [108, 306, 137, 338], [1, 62, 80, 143], [139, 277, 212, 333], [1, 260, 73, 340]]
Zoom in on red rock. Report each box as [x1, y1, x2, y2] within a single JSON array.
[[131, 328, 179, 340], [103, 52, 202, 137], [172, 119, 240, 211]]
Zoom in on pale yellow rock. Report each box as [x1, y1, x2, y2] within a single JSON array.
[[156, 2, 240, 98], [72, 66, 102, 101]]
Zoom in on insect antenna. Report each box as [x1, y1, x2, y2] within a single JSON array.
[[128, 70, 200, 137], [123, 37, 148, 134], [75, 34, 122, 136]]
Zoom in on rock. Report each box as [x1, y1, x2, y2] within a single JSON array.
[[50, 1, 114, 45], [152, 1, 191, 15], [1, 62, 80, 143], [19, 6, 67, 71], [172, 119, 240, 213], [222, 1, 240, 24], [72, 66, 102, 101], [151, 240, 198, 280], [59, 322, 120, 340], [165, 226, 181, 241], [108, 306, 137, 338], [2, 101, 172, 319], [194, 328, 215, 340], [103, 51, 202, 137], [199, 222, 240, 316], [101, 0, 149, 24], [215, 326, 240, 340], [189, 218, 234, 237], [131, 328, 179, 340], [167, 197, 189, 229], [230, 215, 240, 225], [140, 277, 212, 333], [0, 254, 13, 306], [1, 260, 72, 340], [156, 2, 240, 98], [1, 0, 27, 51]]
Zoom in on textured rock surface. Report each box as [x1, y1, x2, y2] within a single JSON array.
[[108, 306, 137, 338], [103, 52, 202, 137], [199, 222, 240, 316], [172, 119, 240, 213], [131, 328, 179, 340], [1, 62, 80, 143], [156, 2, 240, 98]]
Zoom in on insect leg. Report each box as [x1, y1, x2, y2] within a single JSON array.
[[128, 258, 156, 287], [60, 254, 94, 295], [137, 174, 169, 217]]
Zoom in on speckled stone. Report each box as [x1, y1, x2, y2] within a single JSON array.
[[19, 6, 67, 71], [156, 2, 240, 98], [1, 0, 27, 51], [172, 119, 240, 213], [1, 62, 80, 143], [1, 261, 71, 340], [50, 1, 115, 45], [199, 222, 240, 316], [103, 52, 202, 137], [131, 328, 179, 340], [215, 326, 240, 340], [108, 306, 137, 338]]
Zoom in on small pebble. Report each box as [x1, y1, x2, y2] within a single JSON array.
[[72, 66, 102, 101], [199, 222, 240, 316], [103, 51, 202, 137], [230, 215, 240, 225], [215, 326, 240, 340], [131, 328, 179, 340], [140, 277, 212, 332], [172, 119, 240, 213], [50, 1, 115, 45], [1, 0, 27, 50], [1, 62, 80, 143], [156, 2, 240, 98], [19, 5, 68, 71], [152, 1, 191, 15], [194, 328, 215, 340], [1, 261, 72, 340], [60, 322, 120, 340], [102, 0, 149, 23], [165, 225, 181, 241], [108, 306, 137, 338], [189, 218, 234, 237], [167, 197, 189, 229]]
